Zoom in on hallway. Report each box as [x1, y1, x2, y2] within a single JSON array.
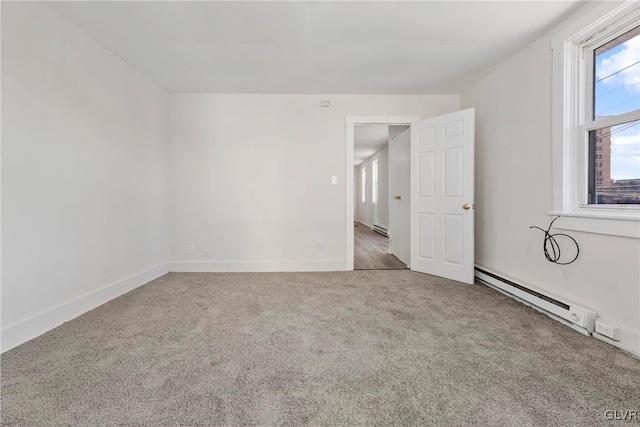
[[354, 222, 407, 270]]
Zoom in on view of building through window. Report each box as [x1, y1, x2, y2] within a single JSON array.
[[591, 121, 640, 204], [591, 26, 640, 205]]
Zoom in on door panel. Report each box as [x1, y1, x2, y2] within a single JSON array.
[[444, 148, 463, 197], [418, 213, 435, 260], [443, 214, 463, 265], [418, 151, 435, 197], [411, 109, 475, 284]]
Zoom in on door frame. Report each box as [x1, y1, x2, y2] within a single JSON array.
[[345, 115, 421, 271]]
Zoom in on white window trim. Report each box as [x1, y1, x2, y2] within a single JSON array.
[[361, 166, 367, 204], [371, 157, 379, 205], [551, 0, 640, 238]]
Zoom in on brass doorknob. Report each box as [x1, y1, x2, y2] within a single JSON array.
[[463, 203, 471, 210], [394, 195, 402, 200]]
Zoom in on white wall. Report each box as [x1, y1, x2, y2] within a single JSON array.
[[1, 3, 170, 351], [169, 94, 459, 271], [461, 4, 640, 354], [356, 145, 389, 230]]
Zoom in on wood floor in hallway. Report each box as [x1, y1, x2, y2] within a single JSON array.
[[354, 222, 407, 270]]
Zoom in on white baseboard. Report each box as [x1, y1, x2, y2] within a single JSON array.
[[475, 264, 640, 358], [1, 262, 169, 353], [170, 260, 345, 273], [478, 273, 590, 337]]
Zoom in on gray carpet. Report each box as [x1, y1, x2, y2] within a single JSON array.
[[1, 271, 639, 426]]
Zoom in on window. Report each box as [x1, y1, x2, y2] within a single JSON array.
[[551, 1, 640, 238], [361, 166, 367, 204], [587, 26, 640, 205], [372, 158, 379, 204]]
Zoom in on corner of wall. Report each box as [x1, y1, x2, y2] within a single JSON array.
[[1, 263, 169, 353]]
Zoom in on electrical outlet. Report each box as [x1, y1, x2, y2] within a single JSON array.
[[331, 176, 338, 185], [187, 241, 194, 250], [316, 240, 324, 251], [202, 250, 212, 257], [595, 319, 620, 341]]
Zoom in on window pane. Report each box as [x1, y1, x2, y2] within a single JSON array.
[[372, 159, 379, 204], [361, 167, 366, 203], [588, 120, 640, 205], [594, 26, 640, 119]]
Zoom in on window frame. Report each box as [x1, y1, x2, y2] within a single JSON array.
[[371, 158, 379, 205], [551, 0, 640, 238], [361, 166, 367, 204], [583, 24, 639, 206]]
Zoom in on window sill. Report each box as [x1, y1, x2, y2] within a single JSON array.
[[549, 210, 640, 239]]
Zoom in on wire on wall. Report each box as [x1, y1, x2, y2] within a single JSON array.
[[530, 217, 580, 265]]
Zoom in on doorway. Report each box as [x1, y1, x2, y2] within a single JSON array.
[[353, 124, 408, 270], [346, 116, 419, 271], [345, 110, 476, 283]]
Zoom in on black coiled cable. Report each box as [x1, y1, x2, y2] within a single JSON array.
[[530, 217, 579, 265]]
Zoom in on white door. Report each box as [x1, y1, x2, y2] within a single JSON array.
[[410, 108, 475, 284], [389, 126, 411, 265]]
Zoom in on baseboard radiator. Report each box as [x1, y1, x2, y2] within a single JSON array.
[[475, 267, 596, 335], [372, 225, 389, 237]]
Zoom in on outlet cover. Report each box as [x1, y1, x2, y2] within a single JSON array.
[[595, 319, 620, 340]]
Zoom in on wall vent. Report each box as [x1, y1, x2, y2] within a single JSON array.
[[372, 225, 389, 237]]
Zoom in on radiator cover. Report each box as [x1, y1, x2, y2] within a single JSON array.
[[475, 266, 596, 334]]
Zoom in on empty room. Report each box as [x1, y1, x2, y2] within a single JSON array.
[[1, 1, 639, 426]]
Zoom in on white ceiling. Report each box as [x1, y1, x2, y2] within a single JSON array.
[[48, 1, 583, 94], [354, 125, 390, 165]]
